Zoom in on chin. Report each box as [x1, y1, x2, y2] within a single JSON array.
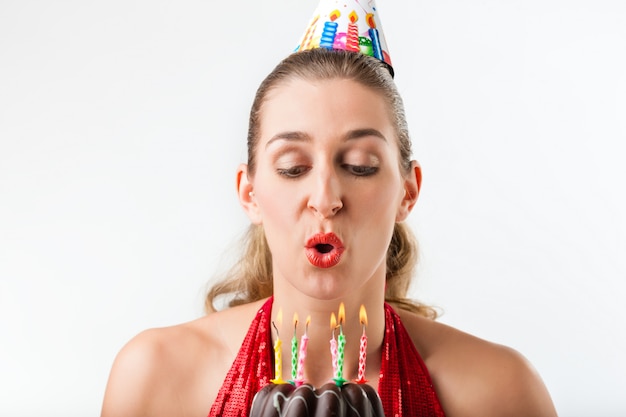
[[300, 272, 364, 301]]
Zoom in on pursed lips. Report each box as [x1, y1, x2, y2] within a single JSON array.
[[305, 232, 345, 268]]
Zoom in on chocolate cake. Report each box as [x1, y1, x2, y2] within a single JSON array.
[[250, 382, 385, 417]]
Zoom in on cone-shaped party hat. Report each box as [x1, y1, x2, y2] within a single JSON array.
[[296, 0, 394, 76]]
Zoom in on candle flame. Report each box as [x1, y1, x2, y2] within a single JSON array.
[[338, 303, 346, 325], [272, 308, 283, 343], [293, 312, 299, 327], [330, 312, 337, 330], [349, 10, 358, 24], [359, 305, 368, 326], [276, 308, 283, 327], [329, 9, 341, 22], [366, 13, 376, 29]]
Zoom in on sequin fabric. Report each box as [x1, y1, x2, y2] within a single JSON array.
[[378, 303, 446, 416], [207, 299, 272, 417], [208, 297, 446, 416]]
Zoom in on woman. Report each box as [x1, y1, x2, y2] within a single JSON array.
[[101, 49, 557, 417]]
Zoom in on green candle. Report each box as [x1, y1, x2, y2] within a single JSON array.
[[291, 313, 299, 382], [333, 303, 347, 386], [337, 327, 346, 379]]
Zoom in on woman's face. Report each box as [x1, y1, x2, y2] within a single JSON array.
[[239, 77, 419, 301]]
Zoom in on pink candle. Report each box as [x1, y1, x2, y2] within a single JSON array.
[[329, 312, 338, 378], [345, 11, 360, 52], [355, 305, 368, 383], [295, 316, 310, 386]]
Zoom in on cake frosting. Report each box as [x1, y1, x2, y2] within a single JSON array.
[[250, 382, 385, 417]]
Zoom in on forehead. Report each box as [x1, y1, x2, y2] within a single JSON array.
[[258, 77, 394, 144]]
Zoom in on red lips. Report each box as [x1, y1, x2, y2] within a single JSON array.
[[305, 233, 345, 268]]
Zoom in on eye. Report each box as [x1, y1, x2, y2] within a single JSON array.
[[342, 164, 379, 176], [277, 166, 311, 178]]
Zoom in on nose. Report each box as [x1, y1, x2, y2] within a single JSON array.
[[307, 167, 343, 219]]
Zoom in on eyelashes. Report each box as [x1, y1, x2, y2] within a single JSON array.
[[276, 166, 311, 178], [276, 164, 379, 179], [342, 164, 379, 176], [272, 148, 382, 179]]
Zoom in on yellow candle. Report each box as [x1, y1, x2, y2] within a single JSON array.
[[270, 309, 287, 384], [273, 338, 284, 382]]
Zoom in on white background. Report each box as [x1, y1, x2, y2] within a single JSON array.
[[1, 1, 625, 416]]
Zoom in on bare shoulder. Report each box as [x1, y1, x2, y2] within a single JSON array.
[[396, 309, 558, 417], [101, 299, 266, 417]]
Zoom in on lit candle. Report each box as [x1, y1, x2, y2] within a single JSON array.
[[345, 11, 360, 52], [329, 312, 338, 378], [366, 12, 383, 60], [295, 316, 310, 386], [333, 303, 347, 386], [319, 9, 340, 49], [355, 305, 368, 383], [291, 313, 298, 382], [270, 309, 286, 384]]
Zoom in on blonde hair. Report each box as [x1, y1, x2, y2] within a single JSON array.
[[205, 49, 437, 319]]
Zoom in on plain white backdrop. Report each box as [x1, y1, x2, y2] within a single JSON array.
[[1, 1, 625, 416]]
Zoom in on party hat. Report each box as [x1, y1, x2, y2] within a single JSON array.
[[296, 0, 394, 76]]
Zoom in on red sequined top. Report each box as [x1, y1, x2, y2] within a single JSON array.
[[208, 297, 446, 416]]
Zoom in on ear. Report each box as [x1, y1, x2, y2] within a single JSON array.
[[236, 164, 263, 224], [396, 160, 422, 222]]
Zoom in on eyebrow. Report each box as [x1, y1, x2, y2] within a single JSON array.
[[265, 131, 311, 148], [265, 128, 387, 148], [344, 128, 388, 142]]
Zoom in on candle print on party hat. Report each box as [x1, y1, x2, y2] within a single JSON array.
[[296, 0, 394, 76]]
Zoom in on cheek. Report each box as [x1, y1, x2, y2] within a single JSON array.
[[254, 185, 303, 261], [354, 177, 403, 219], [254, 178, 299, 229], [258, 194, 290, 222]]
